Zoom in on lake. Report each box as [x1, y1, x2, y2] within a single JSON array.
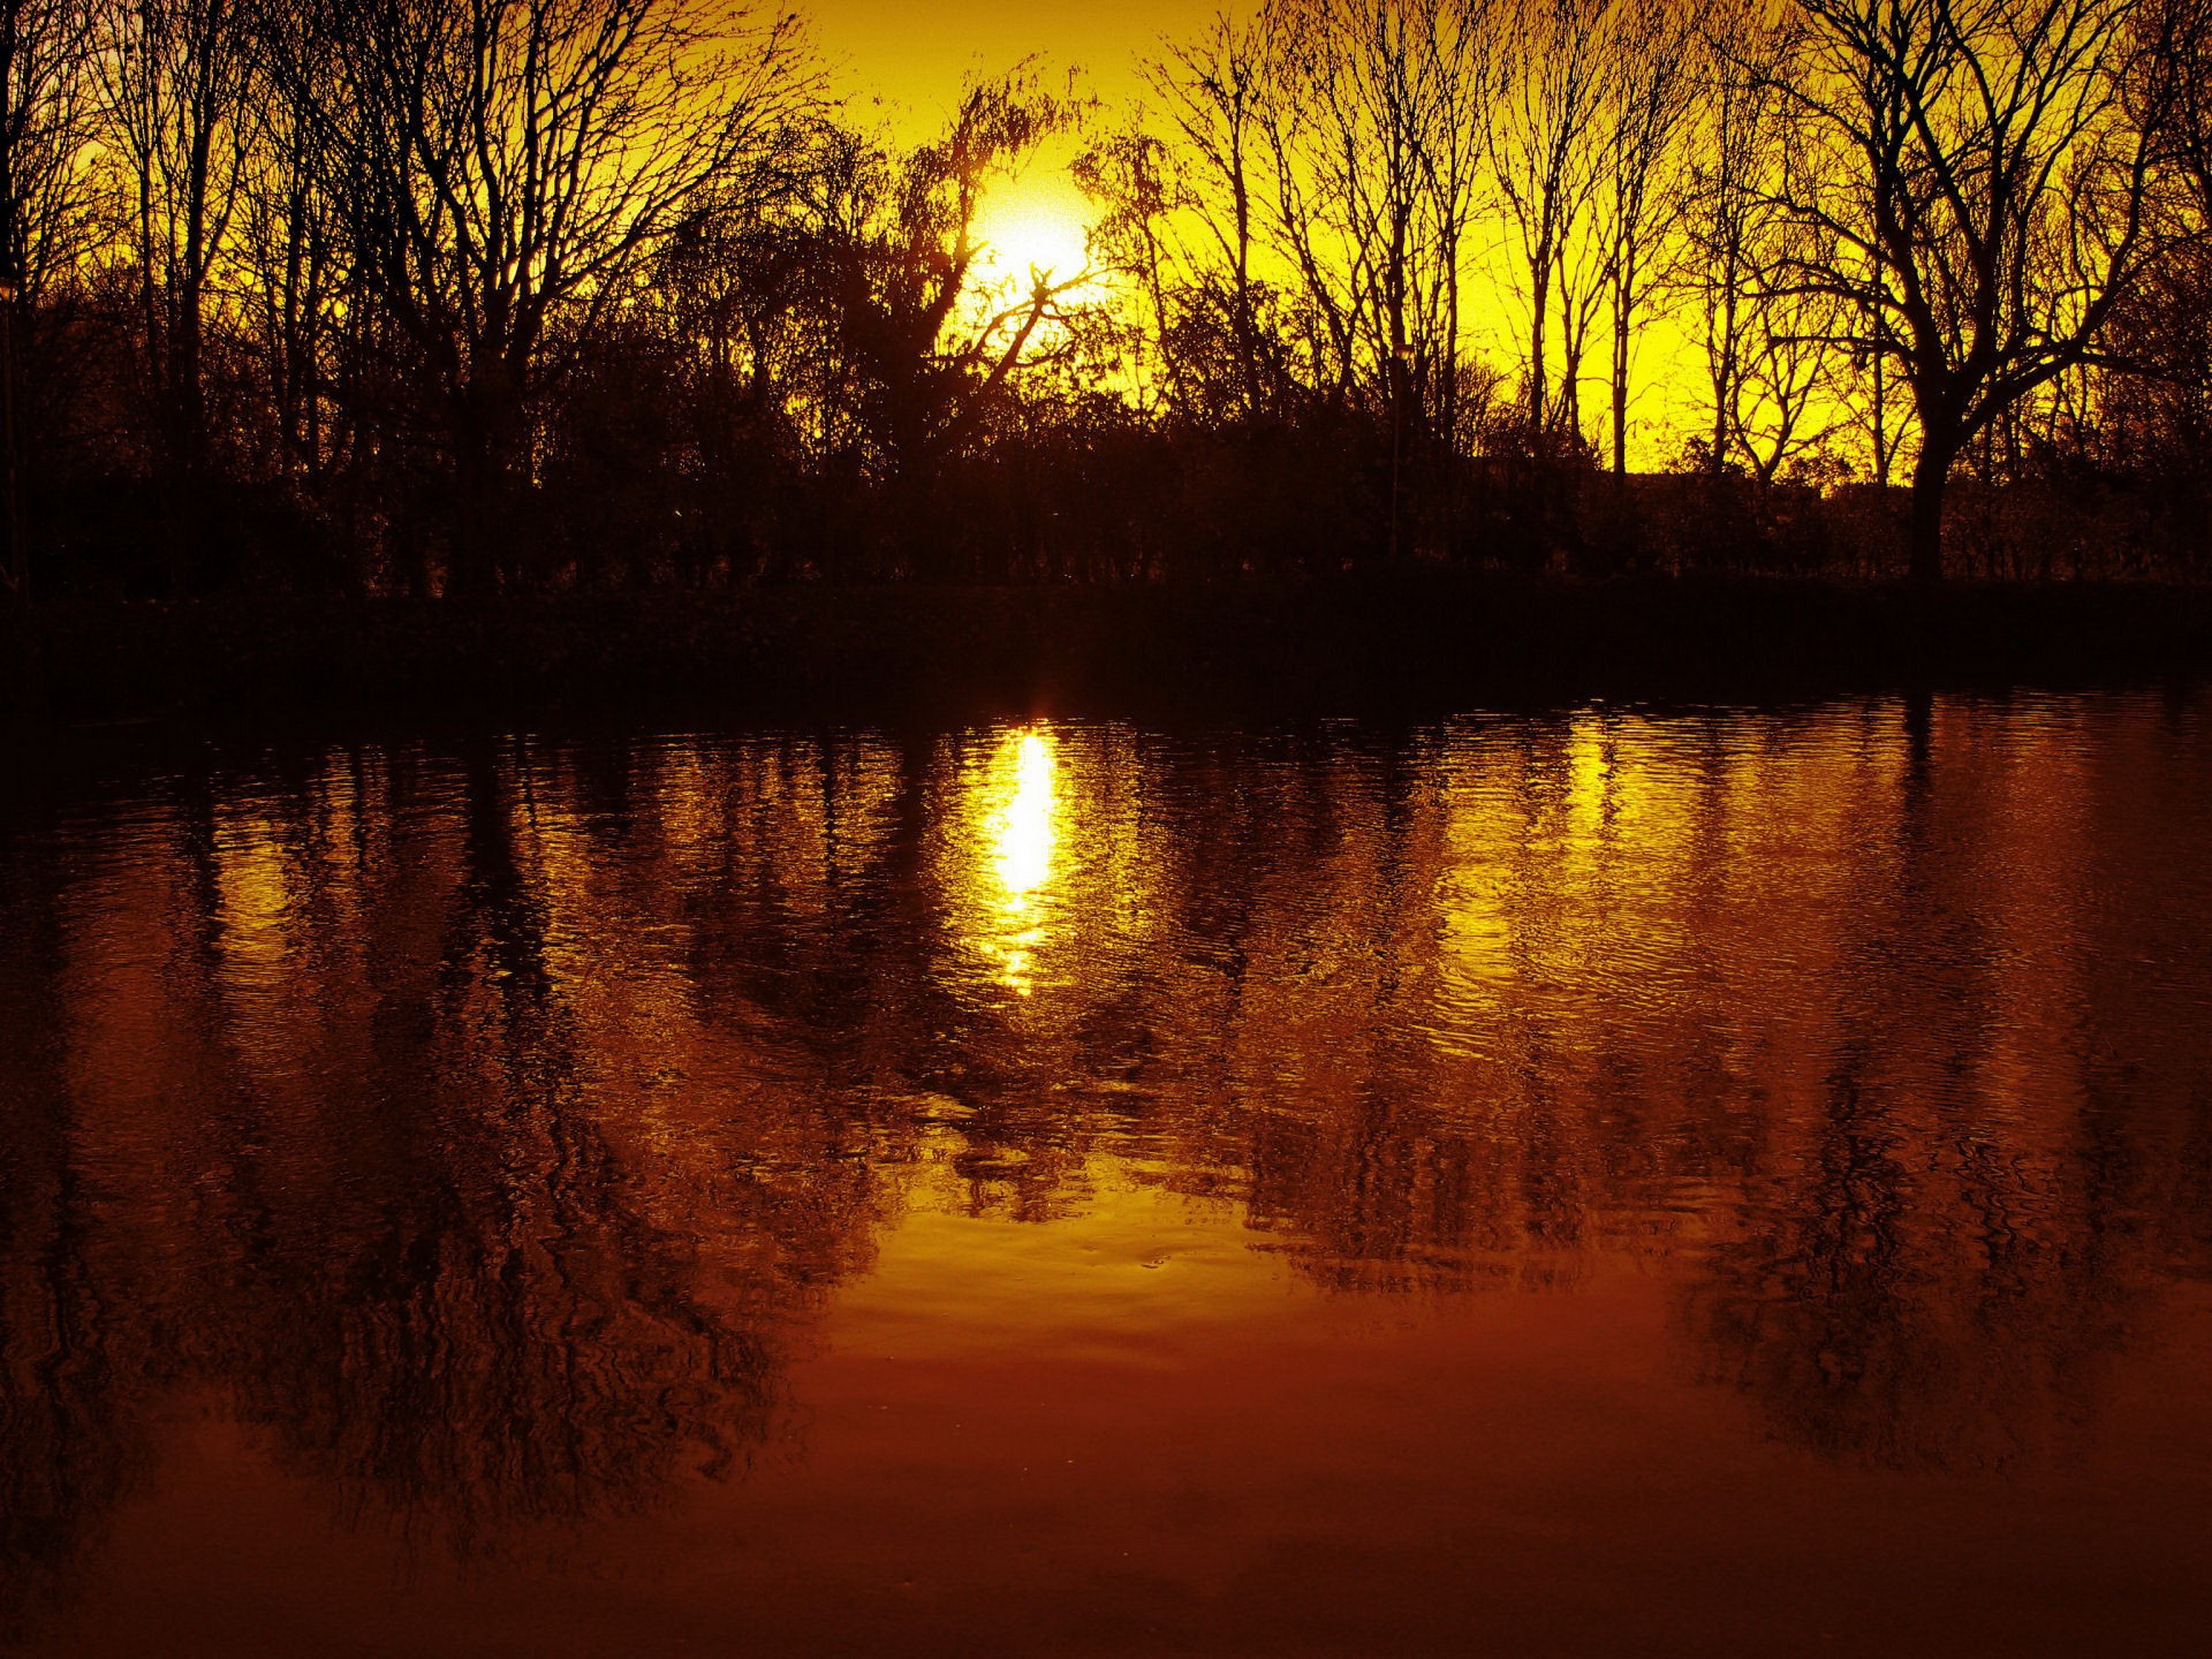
[[3, 692, 2210, 1656]]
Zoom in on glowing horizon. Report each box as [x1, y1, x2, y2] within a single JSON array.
[[802, 1, 1740, 473]]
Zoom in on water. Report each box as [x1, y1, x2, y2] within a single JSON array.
[[3, 694, 2210, 1656]]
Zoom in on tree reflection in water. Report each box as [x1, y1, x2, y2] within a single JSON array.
[[0, 832, 149, 1641], [1, 692, 2209, 1612]]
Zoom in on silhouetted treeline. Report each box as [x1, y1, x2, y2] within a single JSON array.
[[7, 0, 2212, 597]]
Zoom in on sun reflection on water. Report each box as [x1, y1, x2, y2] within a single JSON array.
[[982, 726, 1058, 994], [8, 694, 2212, 1635]]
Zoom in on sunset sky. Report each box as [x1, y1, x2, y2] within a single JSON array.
[[802, 0, 1706, 465], [808, 1, 1206, 354], [809, 1, 1207, 128]]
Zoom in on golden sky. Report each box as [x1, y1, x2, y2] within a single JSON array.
[[808, 0, 1214, 128], [801, 1, 1713, 467]]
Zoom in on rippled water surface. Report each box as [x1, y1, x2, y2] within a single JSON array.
[[4, 694, 2211, 1656]]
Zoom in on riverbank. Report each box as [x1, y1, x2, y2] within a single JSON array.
[[7, 575, 2212, 729]]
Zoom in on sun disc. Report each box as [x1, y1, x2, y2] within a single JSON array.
[[973, 177, 1096, 293]]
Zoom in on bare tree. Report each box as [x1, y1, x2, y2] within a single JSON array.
[[98, 0, 256, 495], [291, 0, 813, 590], [1406, 0, 1495, 454], [1072, 124, 1180, 417], [1296, 0, 1435, 439], [1680, 13, 1852, 483], [1248, 8, 1365, 404], [1486, 0, 1615, 440], [1, 0, 100, 593], [1215, 0, 1500, 442], [1681, 12, 1765, 474], [1, 0, 97, 304], [1135, 10, 1274, 418], [1594, 0, 1694, 474], [234, 0, 346, 495], [806, 73, 1086, 483], [2074, 0, 2212, 482], [1729, 222, 1849, 482], [1757, 0, 2178, 577]]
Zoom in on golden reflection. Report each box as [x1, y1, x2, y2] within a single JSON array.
[[213, 813, 293, 987], [1562, 719, 1612, 850], [982, 726, 1058, 994], [1435, 779, 1517, 1029], [995, 730, 1056, 897], [2, 688, 2209, 1636]]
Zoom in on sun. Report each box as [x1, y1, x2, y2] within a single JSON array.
[[971, 173, 1098, 297]]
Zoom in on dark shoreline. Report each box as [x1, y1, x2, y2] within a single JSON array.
[[7, 575, 2212, 732]]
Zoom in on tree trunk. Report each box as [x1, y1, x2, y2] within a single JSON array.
[[450, 373, 518, 596], [1, 294, 20, 602], [1908, 431, 1955, 583], [1612, 230, 1634, 476], [1232, 149, 1257, 419], [1528, 241, 1550, 433], [1612, 296, 1630, 476], [450, 430, 496, 597]]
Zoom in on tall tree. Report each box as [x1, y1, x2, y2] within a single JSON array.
[[1135, 10, 1274, 419], [1758, 0, 2179, 577], [289, 0, 812, 591], [0, 0, 99, 593], [99, 0, 256, 504], [0, 0, 97, 307], [234, 0, 347, 498], [1683, 6, 1775, 475], [806, 73, 1084, 490], [1486, 0, 1616, 440], [1594, 0, 1694, 474]]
